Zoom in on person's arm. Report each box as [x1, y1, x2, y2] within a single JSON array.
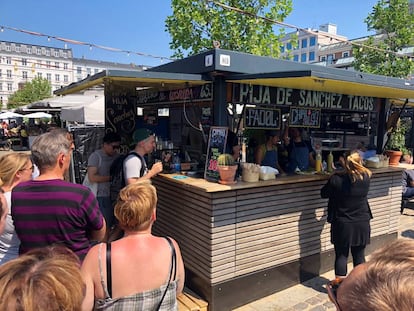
[[255, 145, 264, 165], [87, 166, 110, 183], [125, 156, 163, 185], [89, 219, 106, 242], [171, 238, 185, 295], [81, 246, 99, 311]]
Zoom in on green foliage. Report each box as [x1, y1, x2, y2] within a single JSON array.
[[7, 77, 52, 109], [353, 0, 414, 78], [166, 0, 293, 59], [386, 118, 409, 154], [217, 153, 235, 166]]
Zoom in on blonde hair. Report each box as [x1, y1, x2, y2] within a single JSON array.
[[343, 150, 372, 182], [0, 245, 84, 311], [114, 181, 157, 231], [0, 153, 31, 188], [338, 239, 414, 311]]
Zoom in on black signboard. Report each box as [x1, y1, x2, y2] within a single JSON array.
[[289, 107, 321, 128], [204, 126, 228, 181], [244, 107, 281, 130]]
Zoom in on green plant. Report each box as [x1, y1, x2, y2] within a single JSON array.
[[386, 118, 409, 154], [217, 153, 235, 166]]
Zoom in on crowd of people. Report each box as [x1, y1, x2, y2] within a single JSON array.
[[0, 126, 412, 310]]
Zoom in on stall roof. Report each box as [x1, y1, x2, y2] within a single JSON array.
[[54, 48, 414, 101], [54, 70, 210, 96]]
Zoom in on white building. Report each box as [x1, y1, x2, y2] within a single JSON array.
[[0, 40, 146, 109]]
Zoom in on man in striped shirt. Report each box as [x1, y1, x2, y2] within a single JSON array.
[[11, 129, 106, 261]]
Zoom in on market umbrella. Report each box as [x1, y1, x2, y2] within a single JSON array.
[[0, 111, 24, 119], [24, 112, 52, 119]]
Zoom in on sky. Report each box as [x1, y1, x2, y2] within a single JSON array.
[[0, 0, 379, 67]]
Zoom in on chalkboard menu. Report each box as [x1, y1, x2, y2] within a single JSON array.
[[204, 126, 228, 181], [244, 107, 281, 130], [289, 107, 321, 128]]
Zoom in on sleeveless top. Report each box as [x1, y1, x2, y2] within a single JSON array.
[[94, 237, 178, 311]]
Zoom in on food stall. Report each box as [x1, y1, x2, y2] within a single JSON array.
[[55, 49, 414, 310]]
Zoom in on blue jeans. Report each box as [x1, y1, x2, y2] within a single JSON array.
[[97, 197, 114, 229]]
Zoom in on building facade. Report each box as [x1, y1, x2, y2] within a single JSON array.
[[0, 40, 146, 109]]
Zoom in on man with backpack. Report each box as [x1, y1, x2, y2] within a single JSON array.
[[124, 128, 163, 184], [110, 128, 163, 206]]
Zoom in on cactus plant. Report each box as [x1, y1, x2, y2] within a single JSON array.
[[217, 153, 235, 166]]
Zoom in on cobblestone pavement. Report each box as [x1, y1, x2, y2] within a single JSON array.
[[233, 208, 414, 311]]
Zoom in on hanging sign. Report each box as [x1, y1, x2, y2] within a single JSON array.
[[244, 107, 281, 129], [289, 107, 321, 128]]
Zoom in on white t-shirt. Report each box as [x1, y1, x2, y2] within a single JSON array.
[[123, 153, 147, 180], [0, 191, 20, 264]]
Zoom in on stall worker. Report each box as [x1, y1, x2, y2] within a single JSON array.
[[255, 130, 285, 175], [284, 127, 315, 173]]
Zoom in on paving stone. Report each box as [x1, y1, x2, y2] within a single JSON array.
[[309, 306, 326, 311], [305, 296, 323, 305], [292, 302, 309, 310]]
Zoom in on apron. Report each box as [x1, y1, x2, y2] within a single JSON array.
[[261, 147, 278, 169], [288, 142, 309, 172]]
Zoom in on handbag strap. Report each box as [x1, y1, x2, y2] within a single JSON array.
[[155, 237, 176, 311], [106, 242, 112, 298]]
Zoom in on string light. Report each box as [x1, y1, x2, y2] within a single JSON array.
[[207, 0, 414, 61], [0, 25, 175, 62]]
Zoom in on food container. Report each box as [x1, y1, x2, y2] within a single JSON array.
[[259, 172, 276, 180], [259, 166, 278, 180], [241, 163, 260, 182]]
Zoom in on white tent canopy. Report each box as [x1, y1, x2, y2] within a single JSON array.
[[24, 112, 52, 119], [0, 111, 24, 119], [60, 96, 104, 125]]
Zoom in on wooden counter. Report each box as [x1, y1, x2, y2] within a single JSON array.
[[152, 167, 403, 311]]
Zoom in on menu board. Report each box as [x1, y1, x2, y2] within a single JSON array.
[[244, 107, 281, 130], [289, 107, 321, 128], [204, 126, 228, 181]]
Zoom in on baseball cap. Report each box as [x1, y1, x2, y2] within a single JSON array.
[[133, 128, 153, 144]]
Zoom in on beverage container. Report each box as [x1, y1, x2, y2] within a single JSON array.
[[315, 150, 322, 172], [327, 151, 334, 173]]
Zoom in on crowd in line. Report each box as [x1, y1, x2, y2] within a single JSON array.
[[0, 127, 412, 310]]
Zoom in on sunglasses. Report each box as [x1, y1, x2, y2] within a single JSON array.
[[326, 278, 344, 310], [111, 144, 121, 150]]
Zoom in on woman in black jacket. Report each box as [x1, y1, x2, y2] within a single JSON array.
[[321, 151, 372, 279]]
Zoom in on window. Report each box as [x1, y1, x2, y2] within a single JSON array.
[[22, 71, 28, 79], [309, 36, 316, 46], [55, 74, 60, 82], [94, 68, 99, 74], [309, 51, 315, 61], [64, 75, 68, 82], [55, 62, 60, 69], [7, 83, 12, 91], [327, 54, 334, 64], [15, 45, 21, 52], [301, 38, 307, 48], [37, 48, 41, 55], [54, 50, 59, 57], [293, 55, 299, 62], [76, 67, 82, 74], [46, 73, 51, 81], [46, 61, 51, 69], [280, 45, 285, 53], [6, 70, 12, 78], [27, 47, 32, 54], [22, 58, 28, 66], [63, 52, 68, 58], [86, 68, 91, 75], [37, 60, 42, 68], [0, 84, 2, 91], [37, 72, 43, 78], [46, 50, 50, 56], [301, 53, 307, 62], [320, 56, 326, 62], [63, 63, 68, 70], [342, 51, 349, 58], [5, 45, 11, 52], [6, 57, 11, 64], [286, 42, 292, 50]]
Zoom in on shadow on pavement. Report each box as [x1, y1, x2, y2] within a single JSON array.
[[401, 230, 414, 239], [301, 275, 331, 294]]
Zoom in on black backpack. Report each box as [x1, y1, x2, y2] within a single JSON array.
[[109, 152, 145, 203]]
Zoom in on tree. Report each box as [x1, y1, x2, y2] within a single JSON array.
[[166, 0, 293, 59], [7, 77, 52, 109], [353, 0, 414, 78]]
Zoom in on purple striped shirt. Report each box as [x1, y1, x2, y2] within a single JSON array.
[[11, 179, 104, 261]]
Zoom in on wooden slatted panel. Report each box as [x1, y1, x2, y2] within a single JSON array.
[[153, 169, 402, 285]]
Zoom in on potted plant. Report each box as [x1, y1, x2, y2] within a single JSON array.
[[385, 117, 409, 166], [217, 153, 238, 184]]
